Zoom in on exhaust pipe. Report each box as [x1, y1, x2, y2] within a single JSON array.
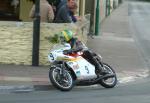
[[76, 74, 115, 86]]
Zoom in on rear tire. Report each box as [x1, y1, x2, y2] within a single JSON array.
[[99, 63, 117, 88], [49, 66, 74, 91]]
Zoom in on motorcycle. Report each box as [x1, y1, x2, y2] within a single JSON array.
[[48, 43, 117, 91]]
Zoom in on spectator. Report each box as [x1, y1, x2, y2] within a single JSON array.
[[29, 0, 54, 23], [57, 0, 67, 11], [54, 0, 77, 23], [69, 2, 78, 22]]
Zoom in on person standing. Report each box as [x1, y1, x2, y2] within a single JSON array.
[[57, 0, 67, 11], [54, 0, 76, 23], [29, 0, 54, 23], [69, 2, 78, 22]]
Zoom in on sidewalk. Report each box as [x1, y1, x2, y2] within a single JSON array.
[[88, 1, 149, 83], [0, 65, 52, 92], [0, 1, 149, 92]]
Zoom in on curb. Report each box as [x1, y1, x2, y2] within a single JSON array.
[[0, 85, 34, 93], [0, 76, 53, 93], [0, 76, 49, 82], [0, 85, 55, 93], [0, 71, 149, 93]]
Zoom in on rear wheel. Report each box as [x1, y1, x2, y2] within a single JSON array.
[[99, 63, 117, 88], [49, 66, 74, 91]]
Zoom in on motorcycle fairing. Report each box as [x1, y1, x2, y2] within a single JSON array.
[[66, 56, 97, 80]]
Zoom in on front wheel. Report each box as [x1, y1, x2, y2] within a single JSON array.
[[99, 63, 117, 88], [49, 66, 74, 91]]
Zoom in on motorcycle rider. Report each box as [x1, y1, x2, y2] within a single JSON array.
[[59, 29, 108, 75]]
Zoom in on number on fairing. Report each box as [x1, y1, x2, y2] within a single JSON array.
[[85, 66, 89, 74], [49, 53, 54, 60]]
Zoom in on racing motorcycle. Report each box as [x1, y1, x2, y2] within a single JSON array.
[[48, 43, 117, 91]]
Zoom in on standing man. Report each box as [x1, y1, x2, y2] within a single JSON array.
[[29, 0, 54, 22], [54, 0, 77, 23]]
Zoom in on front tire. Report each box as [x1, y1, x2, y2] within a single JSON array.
[[49, 66, 74, 91], [99, 63, 117, 88]]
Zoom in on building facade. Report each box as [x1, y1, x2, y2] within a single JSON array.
[[0, 0, 87, 22], [0, 0, 119, 22], [0, 0, 120, 65]]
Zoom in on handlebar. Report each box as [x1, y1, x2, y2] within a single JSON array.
[[63, 47, 83, 55]]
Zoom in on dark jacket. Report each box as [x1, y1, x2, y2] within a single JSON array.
[[57, 0, 67, 11], [69, 38, 84, 49], [54, 4, 72, 23]]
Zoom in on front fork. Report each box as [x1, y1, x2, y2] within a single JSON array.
[[94, 55, 105, 72], [59, 62, 66, 78], [51, 61, 66, 78]]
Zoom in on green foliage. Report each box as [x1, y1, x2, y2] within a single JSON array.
[[45, 34, 60, 44]]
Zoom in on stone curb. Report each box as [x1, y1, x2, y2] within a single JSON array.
[[0, 71, 149, 92], [0, 85, 35, 93], [0, 85, 55, 93]]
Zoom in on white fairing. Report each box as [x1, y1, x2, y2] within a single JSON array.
[[48, 43, 71, 63], [66, 57, 97, 80], [48, 43, 97, 80]]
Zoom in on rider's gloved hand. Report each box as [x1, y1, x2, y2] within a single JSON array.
[[63, 50, 72, 55], [63, 47, 83, 55]]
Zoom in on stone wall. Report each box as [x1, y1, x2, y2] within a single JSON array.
[[0, 18, 89, 65]]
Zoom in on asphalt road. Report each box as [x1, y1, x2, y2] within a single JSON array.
[[0, 78, 150, 103]]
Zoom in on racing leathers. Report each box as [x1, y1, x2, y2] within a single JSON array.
[[67, 38, 105, 75]]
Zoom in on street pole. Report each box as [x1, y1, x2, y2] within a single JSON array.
[[32, 0, 40, 66], [106, 0, 110, 17], [108, 0, 110, 16], [89, 0, 95, 35], [95, 0, 100, 36]]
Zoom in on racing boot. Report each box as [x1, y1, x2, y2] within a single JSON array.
[[96, 63, 109, 75], [90, 57, 107, 75]]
